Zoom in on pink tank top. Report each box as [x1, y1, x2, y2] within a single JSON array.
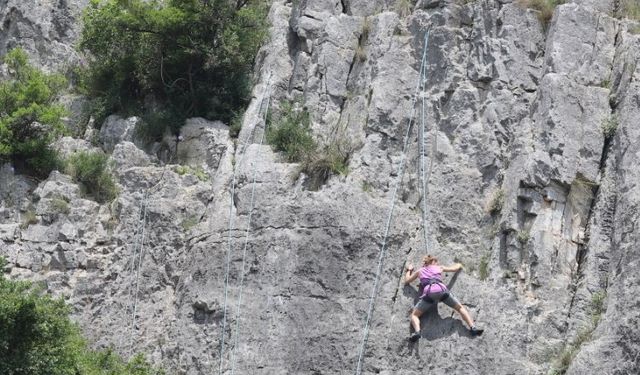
[[419, 265, 447, 296]]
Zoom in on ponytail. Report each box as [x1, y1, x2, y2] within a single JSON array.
[[422, 255, 438, 266]]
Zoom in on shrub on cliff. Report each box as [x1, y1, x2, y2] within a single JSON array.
[[0, 48, 67, 178], [0, 258, 162, 375], [79, 0, 269, 137], [267, 101, 315, 163], [66, 151, 118, 203], [519, 0, 565, 29], [267, 100, 352, 190]]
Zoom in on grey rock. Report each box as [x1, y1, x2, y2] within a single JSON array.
[[0, 0, 89, 70], [1, 1, 640, 375], [53, 136, 98, 159], [112, 142, 154, 170], [58, 94, 90, 136], [99, 115, 141, 153], [177, 118, 230, 171], [0, 223, 19, 242]]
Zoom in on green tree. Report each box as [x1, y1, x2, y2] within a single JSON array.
[[0, 48, 67, 178], [79, 0, 269, 136], [0, 258, 162, 375]]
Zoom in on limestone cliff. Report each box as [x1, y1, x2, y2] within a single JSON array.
[[1, 0, 639, 374]]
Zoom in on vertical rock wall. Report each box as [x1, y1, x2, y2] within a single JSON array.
[[1, 0, 640, 374]]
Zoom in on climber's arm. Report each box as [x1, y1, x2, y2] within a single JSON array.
[[441, 263, 463, 273], [404, 265, 419, 285]]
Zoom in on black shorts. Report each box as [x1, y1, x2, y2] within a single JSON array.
[[414, 291, 460, 312]]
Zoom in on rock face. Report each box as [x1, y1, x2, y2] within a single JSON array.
[[0, 0, 89, 71], [1, 0, 640, 374]]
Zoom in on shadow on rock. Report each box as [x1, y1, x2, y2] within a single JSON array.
[[397, 271, 477, 357]]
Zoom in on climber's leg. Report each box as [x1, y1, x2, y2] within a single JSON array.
[[410, 308, 423, 333], [447, 296, 484, 336]]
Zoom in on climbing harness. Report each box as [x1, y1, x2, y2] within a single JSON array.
[[218, 73, 272, 375], [354, 29, 433, 375], [420, 277, 449, 303]]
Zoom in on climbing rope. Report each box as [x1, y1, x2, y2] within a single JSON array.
[[354, 30, 431, 375], [229, 78, 273, 375], [419, 29, 436, 255], [128, 165, 169, 347], [130, 191, 149, 335], [218, 73, 272, 375]]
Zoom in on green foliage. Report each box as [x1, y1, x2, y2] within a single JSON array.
[[267, 100, 353, 189], [79, 0, 269, 134], [520, 0, 565, 29], [175, 165, 209, 182], [478, 254, 489, 281], [49, 197, 71, 215], [66, 151, 118, 203], [601, 115, 618, 139], [180, 215, 199, 232], [488, 189, 505, 216], [0, 48, 67, 178], [267, 101, 315, 162], [517, 230, 530, 244], [300, 141, 352, 190], [20, 208, 38, 229], [616, 0, 640, 20], [0, 257, 162, 375]]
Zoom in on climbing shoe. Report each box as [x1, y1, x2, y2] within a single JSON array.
[[470, 326, 484, 336], [409, 332, 421, 342]]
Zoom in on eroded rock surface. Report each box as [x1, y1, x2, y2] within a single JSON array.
[[1, 0, 639, 374]]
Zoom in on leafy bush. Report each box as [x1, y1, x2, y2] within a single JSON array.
[[20, 208, 39, 229], [0, 48, 67, 178], [519, 0, 565, 29], [49, 197, 71, 215], [66, 151, 117, 203], [0, 258, 162, 375], [487, 189, 505, 215], [267, 100, 353, 189], [517, 230, 530, 244], [300, 141, 351, 190], [616, 0, 640, 20], [79, 0, 269, 136], [267, 101, 315, 162], [175, 165, 209, 182]]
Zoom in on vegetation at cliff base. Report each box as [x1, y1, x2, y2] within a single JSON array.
[[79, 0, 269, 137], [0, 48, 67, 178], [0, 258, 162, 375]]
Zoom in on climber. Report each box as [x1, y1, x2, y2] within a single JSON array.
[[404, 255, 483, 342]]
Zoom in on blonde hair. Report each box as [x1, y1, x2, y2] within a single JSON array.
[[422, 255, 438, 266]]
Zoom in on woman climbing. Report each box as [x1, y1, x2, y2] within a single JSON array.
[[404, 255, 483, 342]]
